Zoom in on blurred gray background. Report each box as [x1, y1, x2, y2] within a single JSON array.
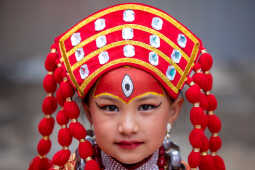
[[1, 0, 254, 169]]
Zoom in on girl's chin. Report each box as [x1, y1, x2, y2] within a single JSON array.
[[112, 151, 153, 166], [113, 154, 145, 165]]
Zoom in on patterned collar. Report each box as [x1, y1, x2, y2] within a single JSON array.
[[101, 150, 159, 170]]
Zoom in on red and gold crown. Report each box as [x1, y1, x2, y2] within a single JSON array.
[[55, 3, 202, 99], [29, 3, 225, 170]]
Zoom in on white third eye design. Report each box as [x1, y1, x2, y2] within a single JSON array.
[[121, 74, 134, 97]]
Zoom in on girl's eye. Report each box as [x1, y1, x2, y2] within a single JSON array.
[[97, 104, 119, 112], [138, 103, 161, 111]]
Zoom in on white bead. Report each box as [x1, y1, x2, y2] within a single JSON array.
[[70, 32, 81, 46], [122, 74, 134, 97], [80, 64, 89, 79], [177, 34, 187, 48], [98, 51, 109, 65], [171, 49, 182, 63], [96, 35, 107, 48], [148, 52, 159, 66], [75, 48, 85, 61], [151, 17, 163, 30], [150, 35, 160, 48], [94, 18, 106, 31], [166, 66, 176, 81], [123, 45, 135, 57], [122, 28, 134, 40], [123, 10, 135, 22]]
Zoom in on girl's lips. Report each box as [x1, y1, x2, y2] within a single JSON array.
[[115, 141, 144, 150]]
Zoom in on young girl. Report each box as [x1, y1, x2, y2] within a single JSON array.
[[29, 3, 225, 170]]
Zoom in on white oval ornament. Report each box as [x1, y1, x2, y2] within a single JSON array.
[[121, 74, 134, 97]]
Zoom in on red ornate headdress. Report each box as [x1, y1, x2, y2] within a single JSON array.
[[29, 3, 225, 170]]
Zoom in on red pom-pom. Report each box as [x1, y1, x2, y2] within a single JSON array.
[[43, 74, 57, 93], [38, 117, 55, 136], [28, 156, 40, 170], [64, 101, 80, 119], [201, 112, 208, 130], [199, 155, 215, 170], [190, 107, 204, 126], [200, 93, 209, 110], [193, 63, 201, 72], [192, 73, 206, 90], [208, 114, 222, 133], [204, 73, 213, 91], [188, 151, 200, 168], [84, 159, 100, 170], [42, 96, 57, 115], [58, 128, 72, 146], [193, 72, 213, 92], [54, 67, 65, 83], [209, 136, 222, 152], [186, 77, 193, 85], [56, 88, 65, 106], [50, 43, 57, 50], [37, 138, 51, 156], [69, 122, 86, 140], [52, 149, 71, 166], [185, 84, 201, 103], [213, 155, 226, 170], [39, 157, 51, 170], [60, 81, 74, 99], [199, 53, 213, 72], [45, 53, 57, 72], [56, 110, 69, 125], [189, 129, 204, 148], [28, 156, 51, 170], [207, 94, 218, 111], [200, 135, 209, 152], [78, 140, 93, 159]]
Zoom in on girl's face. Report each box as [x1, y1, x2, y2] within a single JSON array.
[[83, 67, 183, 164]]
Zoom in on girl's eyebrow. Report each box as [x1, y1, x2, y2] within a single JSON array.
[[96, 95, 121, 103], [135, 94, 160, 102]]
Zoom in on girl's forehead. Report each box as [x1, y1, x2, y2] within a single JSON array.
[[93, 67, 164, 103]]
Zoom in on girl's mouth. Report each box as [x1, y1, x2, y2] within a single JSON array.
[[115, 141, 144, 150]]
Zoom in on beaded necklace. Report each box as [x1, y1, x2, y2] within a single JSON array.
[[92, 145, 167, 170]]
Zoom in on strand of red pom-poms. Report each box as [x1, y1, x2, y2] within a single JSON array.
[[186, 76, 208, 170], [29, 44, 59, 170], [199, 49, 225, 170], [187, 49, 225, 170], [50, 71, 100, 169], [29, 42, 100, 170]]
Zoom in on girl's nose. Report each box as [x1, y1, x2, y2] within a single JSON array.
[[117, 112, 139, 136]]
